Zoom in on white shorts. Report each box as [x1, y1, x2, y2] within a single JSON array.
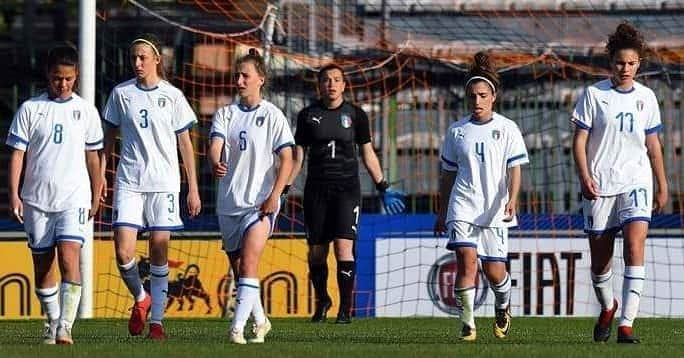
[[24, 204, 91, 254], [445, 220, 508, 262], [218, 210, 277, 253], [583, 187, 652, 235], [112, 189, 183, 231]]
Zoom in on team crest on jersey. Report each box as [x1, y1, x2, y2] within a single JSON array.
[[491, 129, 501, 140], [72, 110, 81, 121], [636, 99, 644, 112], [340, 114, 352, 128], [158, 97, 167, 108], [256, 116, 265, 127]]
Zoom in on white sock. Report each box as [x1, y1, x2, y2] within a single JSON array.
[[149, 264, 169, 325], [620, 266, 645, 327], [118, 258, 146, 302], [492, 273, 511, 310], [35, 285, 60, 323], [455, 286, 476, 329], [251, 291, 267, 325], [591, 270, 614, 310], [231, 278, 260, 331], [59, 281, 82, 329]]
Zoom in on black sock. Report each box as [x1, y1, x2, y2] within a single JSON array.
[[336, 261, 355, 315], [309, 263, 330, 304]]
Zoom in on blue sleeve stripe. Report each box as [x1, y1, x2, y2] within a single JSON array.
[[8, 133, 29, 146], [209, 132, 226, 140], [86, 139, 103, 146], [273, 142, 295, 154], [440, 155, 458, 167], [174, 121, 195, 134], [573, 120, 591, 130], [507, 153, 527, 164], [645, 124, 662, 135]]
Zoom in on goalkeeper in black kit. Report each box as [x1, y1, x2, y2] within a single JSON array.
[[288, 63, 406, 323]]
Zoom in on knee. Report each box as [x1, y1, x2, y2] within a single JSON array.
[[115, 248, 134, 265]]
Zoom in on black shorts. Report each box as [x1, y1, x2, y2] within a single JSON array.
[[303, 179, 361, 245]]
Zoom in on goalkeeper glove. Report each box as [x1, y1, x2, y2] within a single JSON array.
[[376, 180, 406, 215]]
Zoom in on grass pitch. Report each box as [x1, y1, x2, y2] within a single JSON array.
[[1, 317, 682, 357]]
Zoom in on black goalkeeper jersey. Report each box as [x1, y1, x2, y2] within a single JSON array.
[[295, 100, 371, 181]]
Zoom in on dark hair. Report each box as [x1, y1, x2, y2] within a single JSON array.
[[46, 45, 79, 73], [466, 51, 500, 93], [236, 48, 267, 89], [317, 63, 346, 84], [130, 33, 165, 79], [606, 22, 647, 60]]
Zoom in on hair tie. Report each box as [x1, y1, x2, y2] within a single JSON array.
[[131, 38, 160, 57], [465, 75, 496, 93]]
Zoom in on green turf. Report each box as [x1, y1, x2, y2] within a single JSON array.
[[1, 317, 682, 357]]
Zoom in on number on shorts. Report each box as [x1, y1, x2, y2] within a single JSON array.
[[78, 208, 86, 224], [167, 193, 175, 213], [629, 188, 648, 207]]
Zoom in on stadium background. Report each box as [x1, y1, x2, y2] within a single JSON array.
[[0, 0, 683, 321]]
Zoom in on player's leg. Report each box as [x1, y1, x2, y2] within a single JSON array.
[[145, 192, 184, 340], [616, 188, 651, 344], [304, 181, 333, 322], [481, 227, 511, 339], [331, 181, 360, 324], [230, 213, 271, 344], [333, 238, 354, 324], [112, 190, 148, 336], [220, 215, 242, 321], [53, 208, 89, 345], [584, 197, 619, 342], [25, 205, 60, 344], [447, 221, 479, 341]]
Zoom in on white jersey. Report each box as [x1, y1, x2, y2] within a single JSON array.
[[440, 113, 529, 227], [103, 79, 197, 192], [6, 93, 104, 212], [571, 79, 661, 196], [210, 100, 294, 216]]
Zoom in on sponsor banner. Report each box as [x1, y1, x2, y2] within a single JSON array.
[[375, 235, 684, 317], [1, 236, 339, 319]]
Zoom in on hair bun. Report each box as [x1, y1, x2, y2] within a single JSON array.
[[248, 48, 261, 57]]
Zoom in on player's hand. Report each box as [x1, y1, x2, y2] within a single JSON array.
[[89, 197, 101, 219], [100, 176, 108, 203], [503, 200, 517, 222], [260, 194, 279, 216], [381, 188, 407, 215], [187, 190, 202, 218], [10, 195, 23, 224], [213, 162, 228, 178], [653, 188, 668, 214], [434, 214, 447, 236], [579, 175, 599, 200]]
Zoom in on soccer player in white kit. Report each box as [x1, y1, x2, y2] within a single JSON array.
[[434, 52, 529, 341], [102, 34, 202, 340], [208, 48, 294, 344], [571, 22, 668, 344], [7, 46, 104, 345]]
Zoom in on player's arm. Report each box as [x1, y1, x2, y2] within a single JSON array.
[[504, 165, 522, 221], [8, 149, 25, 223], [177, 130, 201, 217], [572, 126, 599, 199], [645, 133, 668, 213], [208, 135, 227, 178], [261, 146, 294, 215], [287, 144, 306, 187], [360, 142, 384, 184], [86, 150, 103, 218], [434, 169, 456, 235]]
